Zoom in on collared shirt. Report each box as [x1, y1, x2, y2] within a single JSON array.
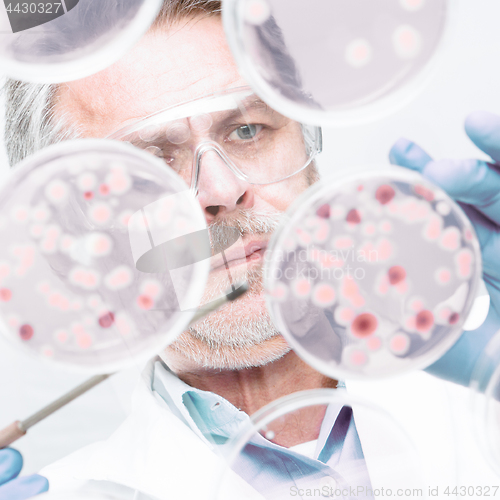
[[152, 360, 372, 499]]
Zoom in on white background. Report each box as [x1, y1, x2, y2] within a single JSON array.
[[0, 0, 499, 480]]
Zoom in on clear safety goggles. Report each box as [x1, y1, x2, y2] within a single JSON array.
[[108, 87, 322, 192]]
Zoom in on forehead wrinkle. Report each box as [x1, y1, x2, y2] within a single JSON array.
[[54, 16, 246, 137], [56, 65, 154, 135]]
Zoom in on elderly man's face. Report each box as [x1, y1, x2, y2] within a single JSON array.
[[56, 15, 314, 370]]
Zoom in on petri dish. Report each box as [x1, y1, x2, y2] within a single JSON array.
[[470, 329, 500, 477], [39, 494, 119, 500], [264, 168, 481, 379], [0, 139, 210, 373], [0, 0, 162, 83], [223, 0, 456, 126], [213, 388, 423, 500], [39, 488, 160, 499]]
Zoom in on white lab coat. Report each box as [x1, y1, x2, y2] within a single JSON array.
[[41, 360, 499, 500]]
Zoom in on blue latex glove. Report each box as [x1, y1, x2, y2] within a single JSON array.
[[0, 448, 48, 500], [389, 111, 500, 386]]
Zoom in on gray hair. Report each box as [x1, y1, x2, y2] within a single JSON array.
[[3, 80, 82, 166]]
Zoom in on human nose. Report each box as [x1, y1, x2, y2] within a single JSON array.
[[194, 146, 255, 222]]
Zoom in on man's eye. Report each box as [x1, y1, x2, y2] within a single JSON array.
[[229, 124, 262, 141]]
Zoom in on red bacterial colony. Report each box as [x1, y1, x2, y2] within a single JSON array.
[[316, 203, 331, 219], [375, 185, 396, 205], [414, 185, 434, 201], [387, 265, 406, 285], [0, 288, 12, 301], [351, 313, 378, 338], [448, 312, 459, 325], [98, 312, 115, 328], [346, 209, 361, 224], [99, 184, 110, 196], [19, 324, 34, 341], [415, 310, 434, 332], [83, 191, 93, 200]]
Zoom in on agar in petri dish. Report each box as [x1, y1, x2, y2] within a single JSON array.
[[213, 389, 423, 500], [264, 169, 481, 379], [0, 0, 162, 83], [223, 0, 455, 126], [0, 139, 210, 373]]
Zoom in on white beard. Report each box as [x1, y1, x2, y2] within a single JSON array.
[[165, 207, 292, 369]]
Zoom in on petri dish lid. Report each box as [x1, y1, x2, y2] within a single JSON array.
[[39, 494, 120, 500], [39, 488, 160, 500], [213, 388, 423, 499], [0, 0, 162, 83], [0, 139, 210, 374], [470, 329, 500, 477], [264, 168, 482, 380], [223, 0, 457, 126]]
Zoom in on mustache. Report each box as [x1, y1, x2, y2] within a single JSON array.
[[208, 207, 286, 254]]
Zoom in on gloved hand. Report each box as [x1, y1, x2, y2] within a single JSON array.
[[0, 448, 48, 500], [389, 111, 500, 387]]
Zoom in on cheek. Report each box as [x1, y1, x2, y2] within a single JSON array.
[[255, 172, 311, 213], [176, 169, 192, 187]]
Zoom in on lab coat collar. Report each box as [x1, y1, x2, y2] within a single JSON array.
[[43, 357, 264, 500], [41, 360, 480, 499], [152, 359, 249, 444], [41, 358, 414, 498]]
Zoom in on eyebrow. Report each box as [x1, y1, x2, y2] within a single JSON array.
[[127, 130, 169, 149], [240, 96, 269, 110], [211, 98, 271, 125]]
